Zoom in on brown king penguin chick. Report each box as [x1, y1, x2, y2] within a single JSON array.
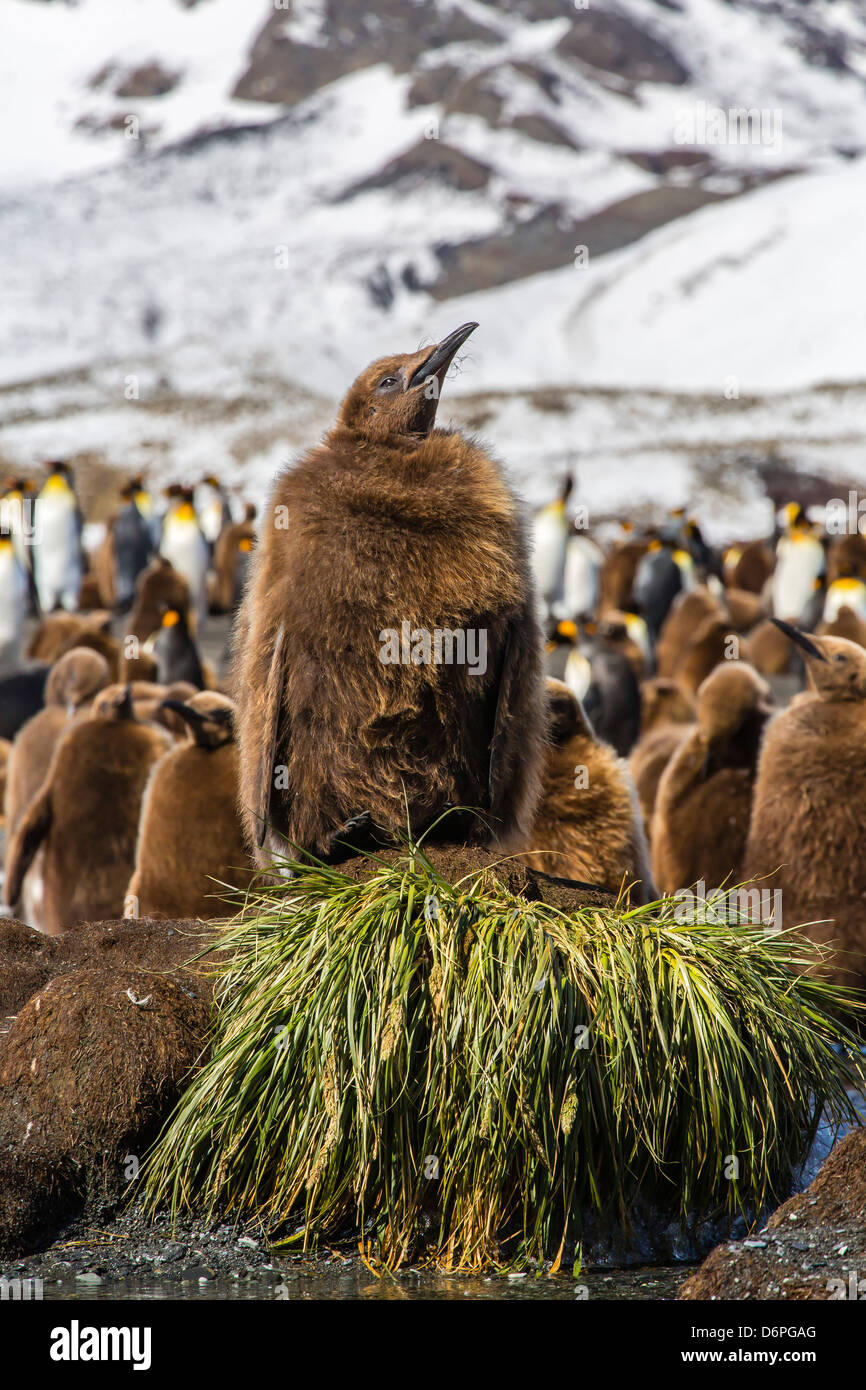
[[826, 531, 866, 585], [0, 737, 10, 826], [211, 504, 256, 614], [126, 692, 252, 919], [25, 610, 121, 680], [654, 586, 721, 679], [598, 528, 647, 615], [744, 622, 866, 991], [723, 539, 774, 595], [5, 648, 111, 929], [519, 679, 654, 902], [743, 617, 796, 676], [651, 661, 774, 895], [671, 613, 739, 698], [722, 587, 765, 632], [628, 678, 695, 836], [4, 646, 111, 843], [232, 322, 547, 866], [817, 604, 866, 649], [4, 684, 170, 934], [126, 679, 199, 738]]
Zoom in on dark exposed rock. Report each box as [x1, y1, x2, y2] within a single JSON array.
[[233, 0, 496, 107], [510, 60, 563, 105], [114, 63, 181, 99], [429, 185, 732, 298], [624, 148, 710, 175], [443, 71, 504, 125], [509, 113, 578, 148], [339, 139, 492, 200], [556, 10, 688, 86], [406, 63, 463, 109]]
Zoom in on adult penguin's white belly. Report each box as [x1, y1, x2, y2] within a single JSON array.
[[34, 494, 81, 611]]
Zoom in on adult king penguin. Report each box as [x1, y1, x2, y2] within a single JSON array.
[[159, 486, 209, 631], [232, 322, 546, 865], [32, 460, 83, 612], [0, 528, 28, 671], [531, 475, 571, 622]]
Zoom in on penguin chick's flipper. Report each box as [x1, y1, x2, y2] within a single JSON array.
[[4, 782, 53, 907], [321, 810, 393, 866], [488, 607, 545, 845], [252, 624, 287, 848]]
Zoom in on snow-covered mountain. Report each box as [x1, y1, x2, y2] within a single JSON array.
[[2, 0, 866, 537]]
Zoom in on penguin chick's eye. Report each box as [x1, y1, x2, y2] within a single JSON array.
[[375, 374, 401, 394]]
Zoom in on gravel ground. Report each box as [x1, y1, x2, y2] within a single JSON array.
[[1, 1203, 693, 1300]]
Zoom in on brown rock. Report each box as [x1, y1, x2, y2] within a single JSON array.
[[114, 63, 181, 99], [557, 10, 688, 85], [680, 1129, 866, 1300]]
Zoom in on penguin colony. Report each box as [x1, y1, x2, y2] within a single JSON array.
[[1, 332, 866, 1005]]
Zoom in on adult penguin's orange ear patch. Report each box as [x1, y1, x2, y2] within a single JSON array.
[[162, 609, 180, 628], [557, 619, 578, 640], [239, 537, 252, 553]]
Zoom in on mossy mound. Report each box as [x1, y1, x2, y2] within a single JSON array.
[[0, 962, 210, 1255]]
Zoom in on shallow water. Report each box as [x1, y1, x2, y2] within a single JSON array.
[[44, 1266, 690, 1301]]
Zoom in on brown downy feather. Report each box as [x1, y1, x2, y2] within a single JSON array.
[[652, 661, 773, 894], [212, 507, 256, 613], [744, 617, 794, 675], [654, 587, 721, 678], [598, 538, 646, 615], [232, 325, 546, 865], [520, 680, 653, 900], [727, 539, 774, 594], [628, 678, 696, 834], [127, 692, 252, 919], [90, 526, 116, 609], [4, 647, 111, 849], [827, 533, 866, 585], [0, 738, 10, 828], [26, 611, 120, 680], [638, 677, 695, 737], [722, 587, 765, 631], [672, 614, 738, 697], [744, 626, 866, 991], [3, 684, 170, 934], [817, 605, 866, 648]]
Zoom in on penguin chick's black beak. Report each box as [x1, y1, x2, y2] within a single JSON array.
[[770, 617, 828, 662], [161, 698, 203, 723], [161, 699, 234, 744], [407, 322, 478, 390], [117, 684, 136, 720]]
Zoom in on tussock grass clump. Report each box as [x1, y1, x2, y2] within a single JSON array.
[[144, 848, 863, 1270]]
